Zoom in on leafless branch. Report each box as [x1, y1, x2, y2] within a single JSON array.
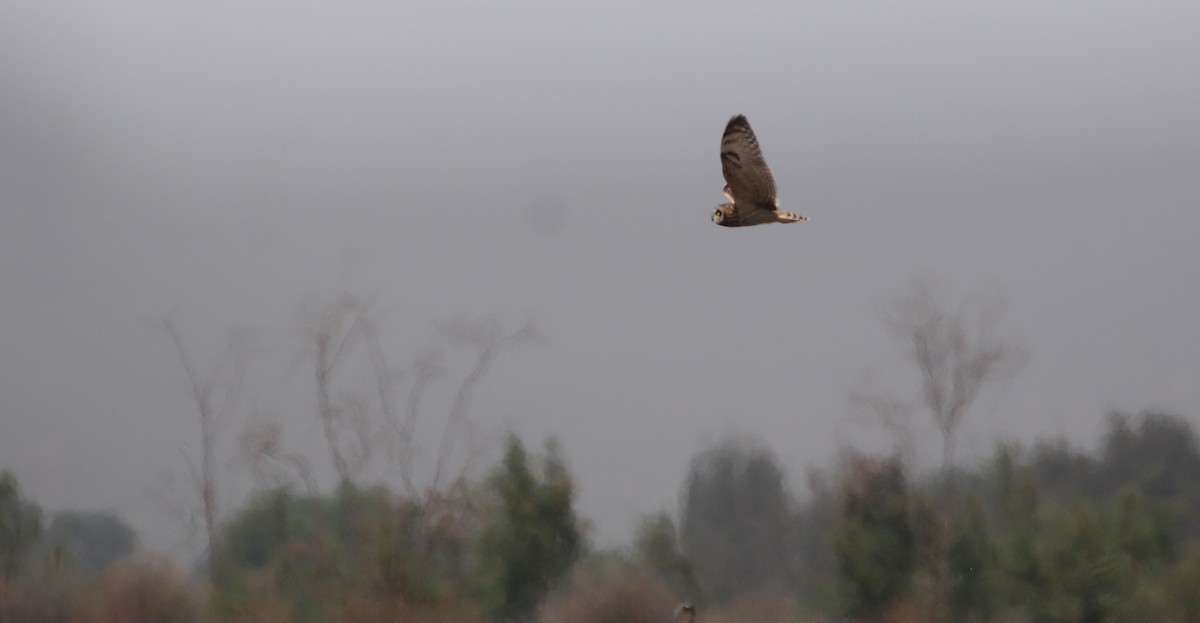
[[161, 315, 248, 587], [307, 296, 374, 482], [239, 416, 317, 494], [847, 376, 916, 466], [430, 317, 532, 493]]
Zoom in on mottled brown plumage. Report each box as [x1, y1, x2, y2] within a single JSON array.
[[712, 115, 808, 227]]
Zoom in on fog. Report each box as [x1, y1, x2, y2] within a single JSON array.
[[2, 1, 1198, 554]]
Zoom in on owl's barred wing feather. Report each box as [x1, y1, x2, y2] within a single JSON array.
[[720, 115, 777, 207]]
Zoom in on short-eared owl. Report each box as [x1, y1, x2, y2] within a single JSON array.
[[712, 115, 807, 227]]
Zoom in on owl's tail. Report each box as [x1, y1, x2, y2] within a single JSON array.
[[774, 210, 808, 223]]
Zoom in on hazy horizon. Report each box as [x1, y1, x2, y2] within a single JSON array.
[[2, 2, 1198, 556]]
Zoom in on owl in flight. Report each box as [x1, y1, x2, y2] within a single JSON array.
[[712, 115, 808, 227]]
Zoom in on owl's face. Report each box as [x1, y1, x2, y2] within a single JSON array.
[[713, 204, 737, 227]]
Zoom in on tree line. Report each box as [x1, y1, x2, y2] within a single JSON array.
[[2, 285, 1198, 622], [4, 410, 1199, 623]]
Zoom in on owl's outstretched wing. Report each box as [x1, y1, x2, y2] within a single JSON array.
[[719, 115, 777, 207]]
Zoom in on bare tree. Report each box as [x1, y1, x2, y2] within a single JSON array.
[[162, 316, 247, 587], [428, 317, 534, 494], [375, 343, 438, 500], [300, 294, 376, 483], [298, 295, 532, 504], [885, 279, 1022, 474], [852, 280, 1022, 474], [847, 280, 1022, 622], [388, 317, 534, 563]]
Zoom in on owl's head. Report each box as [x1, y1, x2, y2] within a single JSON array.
[[712, 204, 736, 226]]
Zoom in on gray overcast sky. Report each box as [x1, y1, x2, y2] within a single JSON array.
[[2, 2, 1199, 553]]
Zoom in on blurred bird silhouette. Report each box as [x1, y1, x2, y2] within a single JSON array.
[[671, 602, 696, 623]]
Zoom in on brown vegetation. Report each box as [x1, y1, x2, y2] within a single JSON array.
[[535, 561, 675, 623], [73, 557, 197, 623]]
